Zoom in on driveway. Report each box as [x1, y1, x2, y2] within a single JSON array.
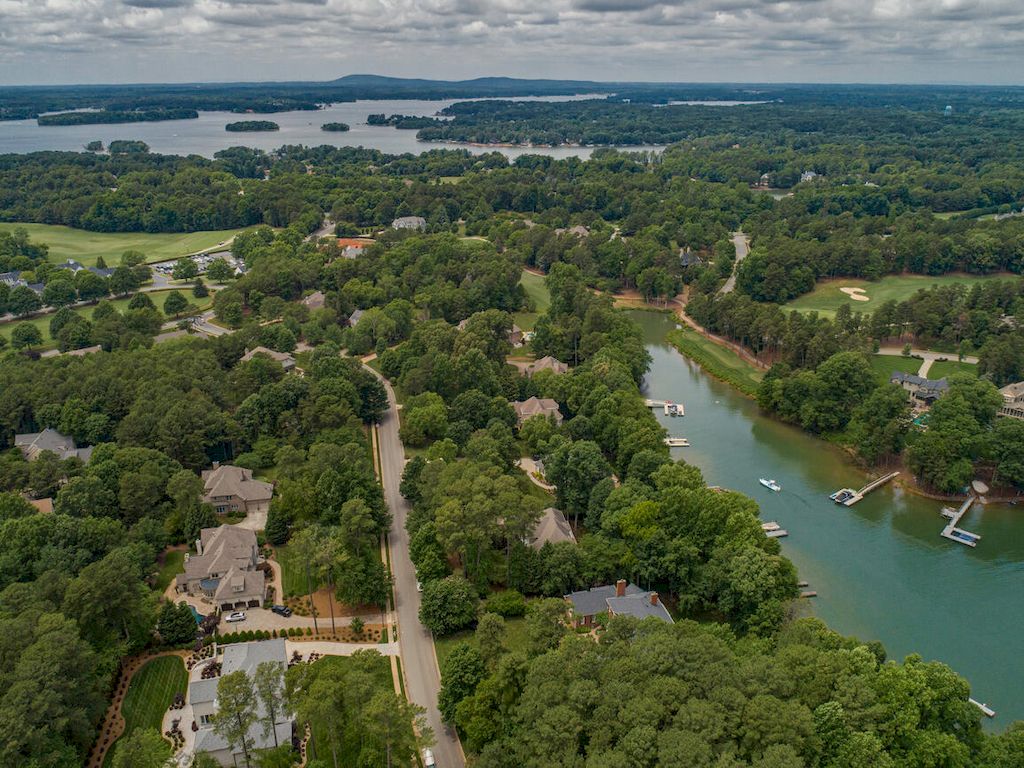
[[719, 231, 749, 294]]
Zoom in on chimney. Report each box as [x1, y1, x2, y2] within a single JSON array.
[[650, 592, 659, 606], [616, 579, 626, 597]]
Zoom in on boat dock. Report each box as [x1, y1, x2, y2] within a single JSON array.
[[969, 698, 996, 718], [664, 437, 690, 447], [940, 496, 981, 547], [645, 399, 684, 416], [761, 521, 788, 538], [830, 471, 900, 506]]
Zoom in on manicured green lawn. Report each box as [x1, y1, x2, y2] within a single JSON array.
[[0, 289, 214, 346], [0, 223, 251, 267], [153, 549, 185, 593], [929, 359, 978, 379], [434, 616, 529, 670], [667, 327, 764, 397], [274, 545, 321, 598], [515, 270, 550, 331], [869, 355, 922, 383], [784, 273, 1014, 318], [105, 656, 186, 766]]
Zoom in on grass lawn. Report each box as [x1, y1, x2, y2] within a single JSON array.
[[434, 617, 530, 670], [667, 327, 764, 397], [274, 545, 321, 598], [929, 359, 978, 379], [153, 549, 185, 593], [0, 289, 214, 346], [515, 270, 550, 331], [0, 223, 251, 267], [784, 273, 1015, 318], [868, 355, 922, 383], [105, 656, 187, 767]]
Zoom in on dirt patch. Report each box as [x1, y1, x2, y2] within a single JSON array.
[[839, 286, 870, 302], [284, 587, 378, 619]]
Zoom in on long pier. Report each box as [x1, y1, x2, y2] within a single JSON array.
[[940, 495, 981, 547], [830, 471, 899, 506]]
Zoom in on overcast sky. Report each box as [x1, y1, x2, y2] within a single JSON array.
[[1, 0, 1022, 86]]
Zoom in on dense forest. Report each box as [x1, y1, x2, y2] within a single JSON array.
[[36, 108, 199, 126]]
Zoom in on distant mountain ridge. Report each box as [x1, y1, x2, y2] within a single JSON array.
[[329, 73, 614, 95]]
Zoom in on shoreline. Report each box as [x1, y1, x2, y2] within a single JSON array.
[[626, 303, 1023, 508]]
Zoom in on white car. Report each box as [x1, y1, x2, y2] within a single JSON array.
[[225, 611, 247, 623], [422, 748, 436, 768], [416, 581, 423, 592]]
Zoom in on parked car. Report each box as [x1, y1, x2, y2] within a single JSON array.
[[422, 748, 436, 768], [225, 611, 247, 623], [416, 581, 423, 592], [271, 605, 292, 617]]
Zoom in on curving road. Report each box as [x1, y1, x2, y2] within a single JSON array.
[[719, 230, 750, 294], [372, 371, 465, 767]]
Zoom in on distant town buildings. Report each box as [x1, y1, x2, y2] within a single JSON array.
[[14, 428, 93, 462], [998, 381, 1024, 420]]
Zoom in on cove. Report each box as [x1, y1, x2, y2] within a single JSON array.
[[630, 309, 1024, 726]]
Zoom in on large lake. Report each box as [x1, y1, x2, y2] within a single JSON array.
[[0, 96, 665, 159], [632, 310, 1023, 727]]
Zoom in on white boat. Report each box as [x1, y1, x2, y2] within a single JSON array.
[[759, 478, 782, 492]]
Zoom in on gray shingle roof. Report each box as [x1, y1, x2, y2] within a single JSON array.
[[607, 594, 674, 623], [565, 582, 643, 617]]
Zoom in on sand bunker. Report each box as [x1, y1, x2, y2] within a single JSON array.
[[839, 287, 870, 302]]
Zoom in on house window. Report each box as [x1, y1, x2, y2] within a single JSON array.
[[200, 714, 211, 726]]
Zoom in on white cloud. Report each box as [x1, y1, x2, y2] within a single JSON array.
[[0, 0, 1021, 83]]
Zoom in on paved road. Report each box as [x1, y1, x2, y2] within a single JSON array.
[[372, 371, 465, 767], [719, 231, 750, 294], [876, 345, 979, 365]]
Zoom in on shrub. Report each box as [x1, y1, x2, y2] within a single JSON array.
[[483, 590, 527, 618]]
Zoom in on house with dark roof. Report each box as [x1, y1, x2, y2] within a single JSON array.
[[14, 428, 93, 462], [0, 271, 25, 288], [565, 579, 672, 627], [890, 372, 949, 406], [175, 524, 267, 610], [190, 639, 293, 765]]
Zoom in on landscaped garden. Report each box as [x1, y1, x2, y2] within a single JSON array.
[[104, 656, 187, 767]]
